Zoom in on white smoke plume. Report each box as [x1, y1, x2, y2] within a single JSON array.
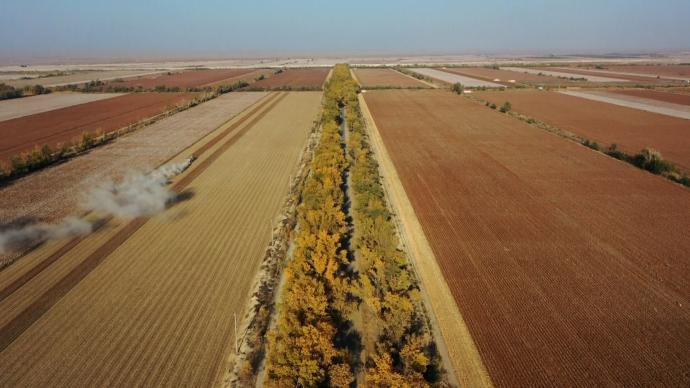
[[0, 217, 91, 254], [84, 158, 194, 218], [0, 158, 194, 254]]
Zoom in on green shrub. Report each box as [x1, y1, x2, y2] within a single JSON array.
[[605, 144, 626, 160], [582, 139, 600, 150], [499, 101, 512, 113], [0, 83, 23, 100], [632, 148, 673, 174], [451, 83, 463, 94], [490, 103, 497, 110]]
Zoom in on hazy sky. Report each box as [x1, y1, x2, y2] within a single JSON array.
[[1, 0, 689, 58]]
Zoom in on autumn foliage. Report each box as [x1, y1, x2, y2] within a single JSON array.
[[264, 65, 444, 386]]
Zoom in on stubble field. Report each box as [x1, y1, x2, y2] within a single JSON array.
[[0, 91, 322, 386], [363, 89, 690, 387]]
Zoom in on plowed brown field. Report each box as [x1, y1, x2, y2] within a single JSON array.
[[247, 68, 330, 90], [114, 69, 256, 88], [443, 67, 559, 85], [364, 89, 690, 387], [606, 64, 690, 77], [0, 91, 322, 386], [474, 89, 690, 170], [353, 68, 428, 88], [609, 88, 690, 106], [0, 92, 195, 163]]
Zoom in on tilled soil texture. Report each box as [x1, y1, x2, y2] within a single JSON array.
[[0, 92, 322, 387], [353, 68, 429, 88], [605, 65, 690, 78], [474, 89, 690, 171], [609, 88, 690, 106], [364, 89, 690, 387], [0, 92, 124, 122], [0, 92, 195, 163], [560, 90, 690, 120], [442, 67, 562, 86], [112, 69, 257, 89], [246, 68, 330, 90]]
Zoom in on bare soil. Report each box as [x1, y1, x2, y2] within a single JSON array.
[[0, 92, 195, 163], [364, 89, 690, 387], [246, 68, 330, 90], [353, 68, 429, 88], [475, 89, 690, 170], [113, 69, 256, 88]]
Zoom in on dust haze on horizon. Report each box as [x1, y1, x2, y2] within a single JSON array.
[[1, 0, 690, 64]]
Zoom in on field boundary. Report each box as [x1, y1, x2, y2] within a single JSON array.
[[390, 67, 439, 88], [359, 93, 493, 388]]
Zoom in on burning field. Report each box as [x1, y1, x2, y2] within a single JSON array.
[[362, 89, 690, 387]]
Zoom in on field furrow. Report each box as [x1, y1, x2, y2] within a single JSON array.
[[363, 89, 690, 387]]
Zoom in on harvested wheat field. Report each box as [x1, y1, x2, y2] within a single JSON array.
[[363, 89, 690, 387], [246, 68, 330, 90], [353, 68, 428, 88], [0, 92, 195, 163], [0, 92, 267, 228], [0, 91, 322, 386], [474, 89, 690, 170], [5, 70, 167, 88], [0, 92, 124, 122], [113, 69, 256, 89]]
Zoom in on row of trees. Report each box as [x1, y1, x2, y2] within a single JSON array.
[[0, 83, 50, 100], [264, 64, 357, 386], [344, 68, 444, 386], [56, 79, 250, 94], [264, 64, 445, 386]]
